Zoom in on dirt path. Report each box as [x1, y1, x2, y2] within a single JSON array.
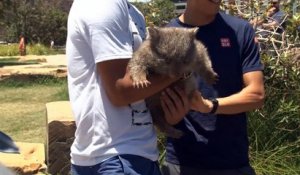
[[0, 54, 67, 79]]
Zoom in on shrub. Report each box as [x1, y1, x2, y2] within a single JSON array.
[[0, 44, 19, 56], [0, 43, 63, 56], [249, 54, 300, 175]]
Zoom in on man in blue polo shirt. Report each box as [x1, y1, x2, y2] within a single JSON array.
[[262, 0, 285, 32], [250, 0, 286, 34], [159, 0, 265, 175]]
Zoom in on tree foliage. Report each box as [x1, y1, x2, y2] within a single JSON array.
[[132, 0, 176, 27], [0, 0, 70, 45], [0, 0, 176, 45]]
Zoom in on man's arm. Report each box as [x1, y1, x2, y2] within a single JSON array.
[[212, 71, 265, 114], [249, 17, 265, 28], [263, 12, 286, 30], [97, 59, 176, 107], [262, 21, 278, 30], [161, 71, 265, 125], [192, 71, 265, 114]]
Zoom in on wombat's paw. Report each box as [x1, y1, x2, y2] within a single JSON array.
[[131, 73, 151, 88], [132, 79, 151, 88]]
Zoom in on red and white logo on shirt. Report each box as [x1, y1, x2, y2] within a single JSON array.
[[220, 38, 231, 47]]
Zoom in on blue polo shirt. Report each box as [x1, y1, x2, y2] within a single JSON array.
[[165, 12, 263, 169], [269, 10, 286, 33]]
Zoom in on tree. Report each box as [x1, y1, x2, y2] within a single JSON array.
[[1, 0, 70, 45], [132, 0, 176, 26]]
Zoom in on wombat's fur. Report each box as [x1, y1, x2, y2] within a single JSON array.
[[128, 27, 217, 138]]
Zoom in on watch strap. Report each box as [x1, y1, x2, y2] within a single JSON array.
[[208, 98, 219, 114]]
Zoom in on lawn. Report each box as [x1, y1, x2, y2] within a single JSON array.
[[0, 75, 68, 144]]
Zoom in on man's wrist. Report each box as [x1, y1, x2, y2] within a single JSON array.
[[207, 98, 219, 114]]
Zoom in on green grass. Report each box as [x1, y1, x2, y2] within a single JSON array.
[[0, 57, 41, 67], [251, 144, 300, 175], [0, 75, 68, 143]]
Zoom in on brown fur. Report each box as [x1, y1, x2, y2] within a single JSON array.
[[128, 27, 218, 138]]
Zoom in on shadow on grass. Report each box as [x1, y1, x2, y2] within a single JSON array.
[[0, 57, 40, 68], [0, 74, 67, 87]]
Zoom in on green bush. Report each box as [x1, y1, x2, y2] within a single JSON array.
[[249, 54, 300, 175], [0, 44, 19, 56], [0, 43, 64, 56]]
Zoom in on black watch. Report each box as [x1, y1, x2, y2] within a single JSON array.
[[208, 98, 219, 114]]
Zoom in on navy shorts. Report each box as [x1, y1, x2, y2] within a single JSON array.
[[71, 154, 161, 175]]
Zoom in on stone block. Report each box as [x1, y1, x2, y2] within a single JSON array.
[[46, 101, 75, 175]]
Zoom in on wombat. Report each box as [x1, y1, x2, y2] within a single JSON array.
[[128, 27, 218, 138]]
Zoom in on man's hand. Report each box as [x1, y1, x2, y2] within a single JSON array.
[[160, 87, 190, 125], [190, 91, 212, 113]]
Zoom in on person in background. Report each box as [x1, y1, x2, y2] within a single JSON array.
[[250, 0, 285, 32], [66, 0, 180, 174], [50, 40, 54, 49], [19, 34, 26, 56], [160, 0, 265, 175]]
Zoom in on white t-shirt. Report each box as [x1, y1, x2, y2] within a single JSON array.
[[66, 0, 158, 166]]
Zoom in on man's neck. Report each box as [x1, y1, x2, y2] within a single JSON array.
[[179, 9, 217, 26]]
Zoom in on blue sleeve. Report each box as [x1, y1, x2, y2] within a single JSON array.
[[241, 23, 264, 73], [272, 11, 285, 24]]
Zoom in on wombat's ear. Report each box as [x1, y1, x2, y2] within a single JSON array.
[[147, 26, 159, 40]]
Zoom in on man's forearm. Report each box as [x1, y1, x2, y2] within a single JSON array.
[[262, 21, 278, 29], [113, 74, 176, 106], [216, 89, 265, 114]]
